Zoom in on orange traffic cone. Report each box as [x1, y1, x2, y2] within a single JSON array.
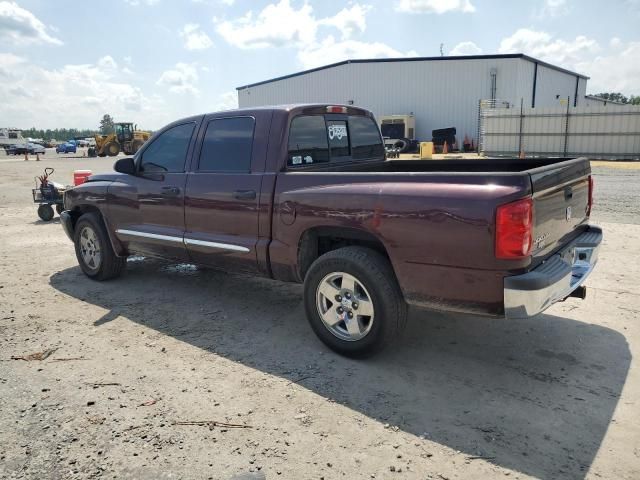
[[442, 141, 449, 154]]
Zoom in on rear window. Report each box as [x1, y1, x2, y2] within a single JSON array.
[[198, 117, 255, 172], [349, 115, 384, 160], [288, 115, 329, 166], [287, 114, 383, 167], [327, 120, 349, 159]]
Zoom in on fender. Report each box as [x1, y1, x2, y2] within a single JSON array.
[[63, 179, 126, 257]]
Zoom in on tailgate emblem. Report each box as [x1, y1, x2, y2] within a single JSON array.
[[566, 206, 572, 221]]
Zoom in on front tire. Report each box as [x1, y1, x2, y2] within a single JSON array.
[[74, 213, 126, 280], [37, 204, 54, 221], [303, 246, 407, 357], [105, 142, 120, 157]]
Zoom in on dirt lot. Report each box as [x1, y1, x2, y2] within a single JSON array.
[[1, 154, 639, 480]]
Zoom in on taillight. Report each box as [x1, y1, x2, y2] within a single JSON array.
[[495, 197, 533, 259], [587, 175, 593, 216]]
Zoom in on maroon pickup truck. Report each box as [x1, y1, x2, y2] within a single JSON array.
[[60, 104, 602, 356]]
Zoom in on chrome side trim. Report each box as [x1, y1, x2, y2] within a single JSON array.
[[184, 238, 250, 253], [115, 229, 183, 243], [115, 228, 250, 253]]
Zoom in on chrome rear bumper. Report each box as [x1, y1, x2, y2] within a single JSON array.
[[504, 226, 602, 319]]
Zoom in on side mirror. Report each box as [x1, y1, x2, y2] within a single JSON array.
[[114, 157, 136, 175]]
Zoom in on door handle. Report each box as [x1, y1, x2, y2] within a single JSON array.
[[161, 186, 180, 196], [233, 190, 256, 200]]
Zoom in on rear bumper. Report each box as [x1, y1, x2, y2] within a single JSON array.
[[60, 211, 74, 241], [504, 225, 602, 319]]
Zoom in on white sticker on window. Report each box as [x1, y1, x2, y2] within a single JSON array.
[[328, 124, 348, 140], [292, 155, 302, 165], [304, 155, 313, 163]]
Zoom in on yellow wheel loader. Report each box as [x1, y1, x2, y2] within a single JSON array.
[[88, 122, 151, 157]]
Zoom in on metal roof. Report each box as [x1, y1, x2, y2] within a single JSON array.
[[236, 53, 589, 90]]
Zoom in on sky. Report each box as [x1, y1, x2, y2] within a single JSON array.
[[1, 0, 639, 130]]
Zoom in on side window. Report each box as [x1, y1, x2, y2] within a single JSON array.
[[198, 117, 255, 172], [349, 116, 385, 160], [288, 115, 329, 166], [140, 122, 195, 173], [326, 120, 350, 158]]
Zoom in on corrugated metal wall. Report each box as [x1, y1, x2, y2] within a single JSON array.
[[238, 58, 585, 145], [480, 104, 640, 159]]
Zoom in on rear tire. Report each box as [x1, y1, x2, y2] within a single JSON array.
[[303, 246, 407, 357], [37, 204, 54, 221], [74, 213, 126, 280]]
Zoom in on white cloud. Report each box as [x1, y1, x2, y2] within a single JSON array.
[[0, 1, 62, 45], [215, 0, 317, 49], [536, 0, 569, 18], [215, 91, 238, 110], [157, 63, 200, 94], [319, 4, 371, 40], [0, 55, 167, 129], [498, 28, 599, 66], [180, 23, 213, 50], [216, 1, 410, 70], [124, 0, 160, 5], [576, 40, 640, 93], [298, 36, 417, 69], [395, 0, 475, 14], [449, 41, 482, 56], [97, 55, 118, 70]]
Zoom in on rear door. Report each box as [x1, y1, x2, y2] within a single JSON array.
[[110, 121, 198, 261], [529, 158, 591, 265], [183, 112, 270, 273]]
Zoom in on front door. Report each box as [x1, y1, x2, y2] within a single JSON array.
[[110, 121, 199, 261], [184, 115, 265, 273]]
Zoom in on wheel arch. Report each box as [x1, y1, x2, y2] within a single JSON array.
[[69, 205, 126, 257], [297, 226, 392, 282]]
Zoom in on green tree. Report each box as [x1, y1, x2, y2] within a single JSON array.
[[99, 114, 115, 134], [593, 92, 629, 104], [630, 95, 640, 105]]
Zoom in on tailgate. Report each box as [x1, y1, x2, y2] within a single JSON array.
[[529, 158, 591, 266]]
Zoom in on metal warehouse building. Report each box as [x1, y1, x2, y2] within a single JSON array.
[[236, 53, 589, 145]]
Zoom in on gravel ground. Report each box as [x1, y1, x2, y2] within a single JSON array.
[[0, 154, 638, 480], [590, 165, 640, 225]]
